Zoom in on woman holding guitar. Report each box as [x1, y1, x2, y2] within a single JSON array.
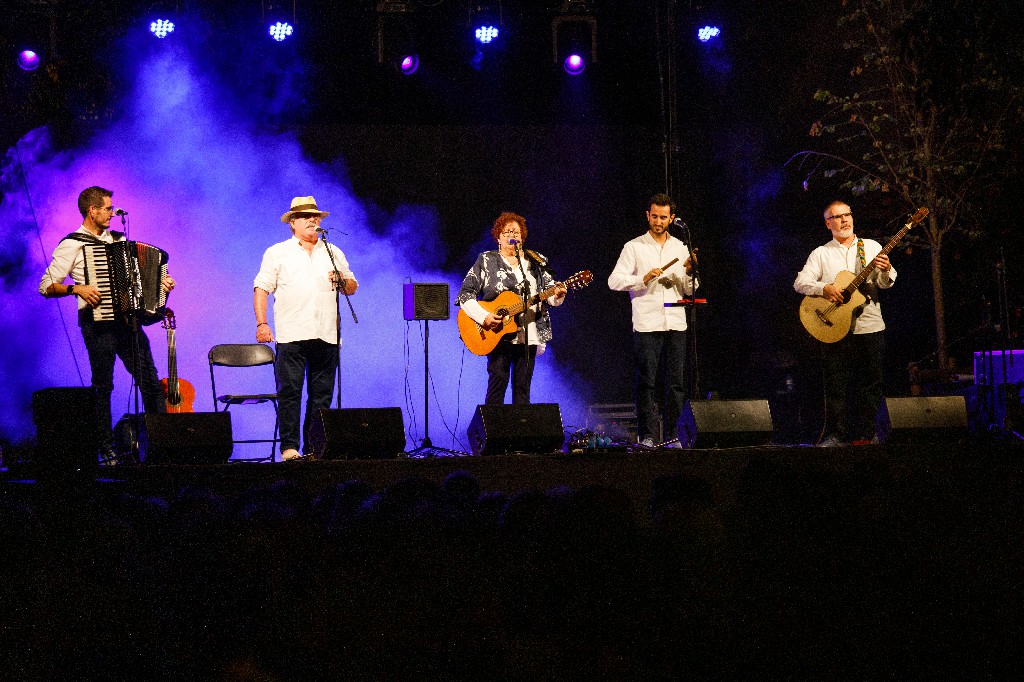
[[456, 212, 568, 405]]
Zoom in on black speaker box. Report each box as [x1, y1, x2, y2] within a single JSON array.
[[877, 396, 968, 444], [467, 403, 565, 456], [677, 399, 774, 449], [32, 387, 99, 473], [403, 283, 450, 321], [309, 407, 406, 459], [143, 412, 233, 464]]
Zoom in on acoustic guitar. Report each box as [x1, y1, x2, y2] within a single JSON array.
[[799, 207, 928, 343], [458, 270, 593, 356], [160, 309, 196, 412]]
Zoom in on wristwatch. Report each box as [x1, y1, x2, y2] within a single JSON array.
[[67, 285, 75, 296]]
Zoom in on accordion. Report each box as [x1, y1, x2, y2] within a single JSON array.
[[83, 240, 170, 326]]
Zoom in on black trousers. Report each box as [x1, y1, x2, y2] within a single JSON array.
[[275, 339, 339, 454], [80, 313, 165, 449], [821, 330, 885, 441], [485, 338, 538, 405]]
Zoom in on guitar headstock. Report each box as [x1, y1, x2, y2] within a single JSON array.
[[162, 308, 177, 330], [565, 270, 594, 290], [908, 207, 929, 227]]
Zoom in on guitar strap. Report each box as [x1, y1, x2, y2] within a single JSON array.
[[856, 239, 866, 272]]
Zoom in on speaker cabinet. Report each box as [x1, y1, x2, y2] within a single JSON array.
[[467, 403, 565, 456], [677, 399, 774, 449], [143, 412, 233, 464], [877, 396, 968, 444], [32, 387, 99, 473], [403, 283, 450, 321], [309, 407, 406, 459]]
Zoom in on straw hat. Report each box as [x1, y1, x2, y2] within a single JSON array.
[[280, 196, 330, 223]]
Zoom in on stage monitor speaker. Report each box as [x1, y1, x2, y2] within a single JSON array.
[[143, 412, 233, 464], [309, 407, 406, 459], [467, 403, 565, 456], [403, 283, 450, 321], [677, 399, 774, 449], [877, 396, 968, 445], [32, 387, 99, 473]]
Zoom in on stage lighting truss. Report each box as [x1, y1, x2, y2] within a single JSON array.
[[377, 0, 419, 75], [469, 1, 503, 46], [263, 0, 297, 42], [552, 1, 597, 74]]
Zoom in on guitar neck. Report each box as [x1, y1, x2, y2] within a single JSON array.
[[167, 329, 179, 391], [506, 282, 564, 315], [847, 222, 912, 291]]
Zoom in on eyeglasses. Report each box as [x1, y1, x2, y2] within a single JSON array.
[[501, 230, 521, 237], [826, 212, 852, 222], [95, 205, 114, 213]]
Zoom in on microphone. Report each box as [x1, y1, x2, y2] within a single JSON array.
[[114, 208, 128, 216], [315, 227, 328, 234], [672, 217, 687, 229]]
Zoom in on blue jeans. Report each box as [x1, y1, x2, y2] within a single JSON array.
[[80, 314, 165, 449], [634, 330, 689, 443], [275, 340, 338, 454]]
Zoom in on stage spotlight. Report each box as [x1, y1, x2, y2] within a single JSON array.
[[564, 53, 585, 75], [263, 1, 297, 42], [17, 50, 41, 71], [697, 25, 721, 43], [269, 21, 294, 41], [149, 19, 175, 39], [469, 2, 503, 45], [377, 1, 419, 75], [553, 2, 597, 73], [400, 54, 419, 75]]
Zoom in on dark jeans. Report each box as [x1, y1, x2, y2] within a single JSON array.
[[486, 338, 538, 405], [80, 314, 165, 450], [821, 331, 885, 441], [276, 339, 338, 454], [634, 330, 689, 443]]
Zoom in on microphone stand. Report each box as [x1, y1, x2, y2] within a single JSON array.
[[318, 230, 358, 409], [121, 211, 144, 464], [677, 220, 701, 401], [515, 243, 533, 403]]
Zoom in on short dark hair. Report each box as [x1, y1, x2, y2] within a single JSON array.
[[648, 193, 675, 214], [78, 186, 113, 218]]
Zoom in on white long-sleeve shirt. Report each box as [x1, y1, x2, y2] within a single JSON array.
[[793, 236, 896, 334], [38, 225, 118, 310], [608, 232, 698, 332], [253, 236, 356, 344]]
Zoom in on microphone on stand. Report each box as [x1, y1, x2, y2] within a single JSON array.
[[315, 227, 328, 234], [114, 208, 128, 216], [672, 217, 687, 230]]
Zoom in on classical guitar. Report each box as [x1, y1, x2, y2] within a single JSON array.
[[799, 207, 928, 343], [160, 309, 196, 412], [458, 270, 594, 356]]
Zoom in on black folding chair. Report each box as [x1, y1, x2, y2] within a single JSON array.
[[208, 343, 279, 462]]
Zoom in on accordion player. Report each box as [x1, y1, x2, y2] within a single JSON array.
[[83, 240, 171, 326]]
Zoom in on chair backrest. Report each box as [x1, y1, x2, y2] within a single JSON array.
[[209, 343, 275, 368]]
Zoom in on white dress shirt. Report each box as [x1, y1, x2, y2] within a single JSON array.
[[793, 236, 896, 334], [254, 236, 356, 344], [38, 225, 118, 310], [608, 232, 698, 332]]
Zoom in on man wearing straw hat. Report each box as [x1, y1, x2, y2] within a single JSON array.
[[254, 196, 358, 461]]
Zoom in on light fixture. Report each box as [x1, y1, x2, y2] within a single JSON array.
[[552, 1, 596, 75], [17, 49, 41, 71], [377, 1, 419, 75], [469, 2, 503, 46], [263, 1, 297, 42]]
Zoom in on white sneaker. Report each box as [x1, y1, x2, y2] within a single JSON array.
[[816, 436, 845, 448], [281, 448, 303, 461], [639, 438, 655, 448]]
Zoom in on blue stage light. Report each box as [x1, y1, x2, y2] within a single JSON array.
[[269, 21, 294, 42], [697, 25, 721, 43], [474, 25, 499, 45], [564, 53, 585, 76], [17, 50, 40, 71], [150, 19, 175, 39]]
